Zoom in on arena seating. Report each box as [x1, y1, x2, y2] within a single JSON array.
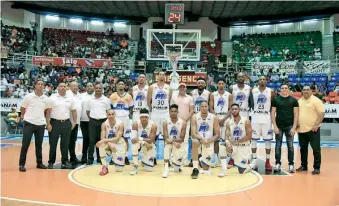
[[334, 31, 339, 54], [1, 23, 33, 53], [232, 31, 322, 62]]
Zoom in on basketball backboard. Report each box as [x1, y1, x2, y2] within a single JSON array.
[[146, 29, 201, 62]]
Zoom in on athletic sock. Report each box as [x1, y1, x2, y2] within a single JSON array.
[[266, 154, 270, 159], [193, 161, 199, 169], [221, 159, 227, 170], [133, 155, 138, 166], [164, 162, 169, 171], [252, 153, 257, 159]]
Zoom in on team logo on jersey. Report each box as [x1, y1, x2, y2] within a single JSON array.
[[141, 130, 148, 138], [135, 92, 145, 101], [217, 97, 225, 107], [257, 94, 267, 104], [236, 92, 246, 101], [199, 122, 210, 132], [108, 129, 115, 139], [233, 126, 243, 137], [169, 126, 178, 136], [195, 96, 205, 105], [115, 101, 126, 109], [155, 91, 167, 100], [117, 156, 123, 162]]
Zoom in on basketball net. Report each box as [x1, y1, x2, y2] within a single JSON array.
[[166, 53, 180, 92]]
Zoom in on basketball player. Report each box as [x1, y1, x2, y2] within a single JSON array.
[[131, 73, 149, 122], [96, 110, 125, 176], [209, 79, 232, 168], [191, 77, 210, 114], [190, 101, 220, 179], [162, 104, 187, 178], [147, 71, 172, 165], [228, 72, 252, 168], [109, 80, 133, 165], [221, 103, 253, 177], [130, 108, 157, 175], [251, 76, 275, 171], [189, 77, 210, 167]]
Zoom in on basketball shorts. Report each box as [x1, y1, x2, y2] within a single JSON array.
[[230, 145, 251, 169], [164, 142, 185, 167], [199, 141, 214, 167], [151, 112, 169, 135], [251, 123, 273, 141], [132, 142, 155, 167], [117, 116, 132, 139], [102, 142, 126, 167], [220, 120, 227, 141]]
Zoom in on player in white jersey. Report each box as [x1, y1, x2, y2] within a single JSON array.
[[228, 72, 252, 168], [229, 72, 252, 119], [162, 104, 187, 178], [147, 71, 172, 136], [96, 109, 125, 176], [190, 101, 220, 179], [130, 108, 157, 175], [191, 77, 210, 114], [251, 76, 275, 171], [209, 79, 232, 168], [131, 73, 149, 122], [221, 103, 253, 177]]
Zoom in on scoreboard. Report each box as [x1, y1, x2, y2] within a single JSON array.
[[165, 3, 185, 25]]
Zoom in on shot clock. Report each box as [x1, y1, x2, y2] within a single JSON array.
[[165, 3, 185, 25]]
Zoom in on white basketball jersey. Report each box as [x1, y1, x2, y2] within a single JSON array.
[[167, 118, 183, 140], [212, 90, 230, 119], [229, 117, 250, 146], [252, 87, 272, 124], [232, 84, 251, 115], [196, 112, 214, 140], [137, 120, 154, 139], [132, 85, 149, 112], [192, 89, 210, 113], [151, 83, 170, 115], [104, 119, 123, 143]]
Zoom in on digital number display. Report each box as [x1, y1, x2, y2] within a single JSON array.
[[165, 3, 184, 25]]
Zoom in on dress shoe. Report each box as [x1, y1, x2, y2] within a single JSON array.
[[81, 159, 87, 164], [48, 164, 54, 169], [61, 162, 73, 169], [125, 157, 130, 165], [96, 159, 102, 165], [312, 169, 320, 175], [36, 163, 47, 169], [86, 160, 93, 165], [296, 166, 308, 172], [19, 166, 26, 172]]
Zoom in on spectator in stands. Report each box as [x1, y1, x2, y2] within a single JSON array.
[[280, 72, 288, 82], [270, 73, 280, 82], [0, 75, 8, 97], [310, 81, 318, 92], [333, 82, 339, 93], [309, 38, 315, 45], [294, 82, 302, 92], [296, 58, 304, 78], [4, 107, 19, 133]]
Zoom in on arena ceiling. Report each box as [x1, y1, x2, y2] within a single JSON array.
[[11, 1, 339, 26]]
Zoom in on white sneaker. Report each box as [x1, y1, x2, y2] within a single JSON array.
[[218, 169, 228, 177], [130, 168, 138, 175], [250, 159, 258, 171], [211, 162, 220, 168], [200, 169, 212, 175], [274, 163, 281, 172], [162, 170, 169, 178], [289, 165, 295, 173], [145, 167, 152, 172]]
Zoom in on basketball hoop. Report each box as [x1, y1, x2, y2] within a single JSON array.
[[165, 52, 180, 72]]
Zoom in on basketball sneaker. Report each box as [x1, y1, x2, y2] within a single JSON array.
[[274, 163, 281, 172], [191, 168, 199, 179], [162, 170, 169, 178], [227, 158, 234, 169], [200, 169, 212, 175], [265, 159, 272, 171], [130, 166, 139, 175], [218, 169, 228, 177], [99, 166, 109, 176], [289, 165, 295, 173]]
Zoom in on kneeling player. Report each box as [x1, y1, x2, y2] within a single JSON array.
[[162, 104, 187, 178], [130, 108, 157, 175], [96, 110, 125, 176], [191, 101, 220, 179], [219, 103, 253, 177]]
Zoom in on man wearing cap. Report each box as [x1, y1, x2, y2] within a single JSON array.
[[170, 82, 194, 165]]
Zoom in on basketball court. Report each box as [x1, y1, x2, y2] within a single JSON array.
[[1, 136, 339, 206]]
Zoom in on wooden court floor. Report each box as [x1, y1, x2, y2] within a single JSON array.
[[1, 138, 339, 206]]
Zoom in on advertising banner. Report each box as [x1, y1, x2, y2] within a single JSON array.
[[32, 56, 111, 68]]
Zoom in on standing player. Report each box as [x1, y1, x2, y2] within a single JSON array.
[[110, 80, 133, 165], [147, 71, 172, 164], [251, 76, 275, 171], [130, 108, 157, 175], [131, 73, 149, 122], [162, 104, 187, 178], [221, 103, 253, 177], [209, 79, 232, 167], [228, 72, 252, 167], [190, 101, 220, 179], [191, 78, 210, 114], [96, 110, 125, 176]]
